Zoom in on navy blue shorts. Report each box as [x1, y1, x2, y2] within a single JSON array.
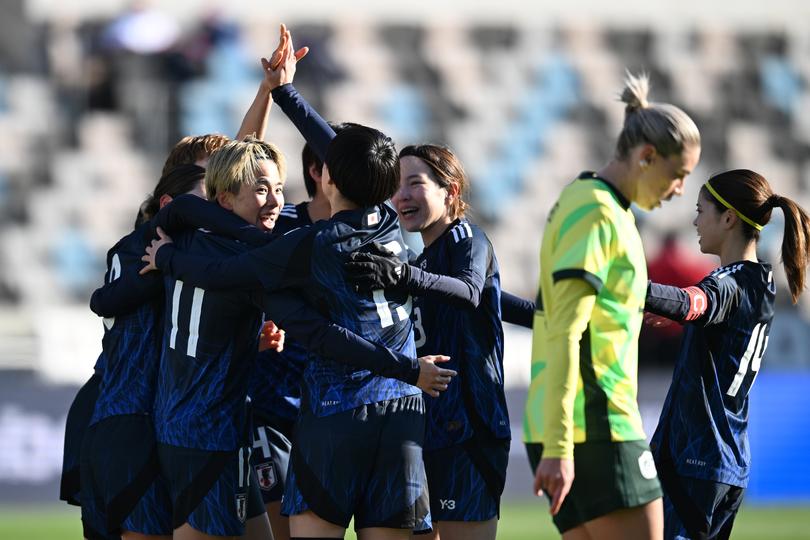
[[657, 455, 744, 540], [157, 442, 265, 536], [282, 394, 430, 532], [79, 414, 171, 540], [424, 436, 509, 522], [251, 413, 293, 505], [60, 372, 100, 506]]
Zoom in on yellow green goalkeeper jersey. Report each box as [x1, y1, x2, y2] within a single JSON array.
[[524, 172, 647, 452]]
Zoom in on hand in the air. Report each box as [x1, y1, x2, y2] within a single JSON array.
[[261, 23, 309, 90]]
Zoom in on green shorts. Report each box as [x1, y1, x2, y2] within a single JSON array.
[[526, 439, 662, 533]]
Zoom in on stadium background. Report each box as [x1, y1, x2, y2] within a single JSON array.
[[0, 0, 809, 537]]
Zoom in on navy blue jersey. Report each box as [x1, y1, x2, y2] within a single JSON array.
[[154, 229, 264, 451], [88, 196, 268, 429], [301, 206, 418, 416], [250, 201, 313, 421], [275, 202, 313, 234], [155, 204, 420, 417], [648, 261, 775, 487], [413, 219, 508, 450], [251, 347, 305, 422], [89, 222, 164, 425]]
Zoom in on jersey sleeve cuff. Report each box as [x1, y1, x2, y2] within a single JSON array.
[[552, 268, 603, 294], [541, 443, 574, 460]]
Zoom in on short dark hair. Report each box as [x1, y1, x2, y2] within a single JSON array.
[[301, 122, 350, 197], [324, 124, 399, 207], [137, 164, 206, 226]]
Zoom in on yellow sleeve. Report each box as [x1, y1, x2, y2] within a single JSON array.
[[541, 277, 595, 459]]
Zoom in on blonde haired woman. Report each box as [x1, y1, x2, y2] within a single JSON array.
[[525, 72, 701, 540]]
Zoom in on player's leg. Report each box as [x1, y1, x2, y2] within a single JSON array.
[[580, 499, 662, 540], [289, 510, 346, 538], [561, 525, 593, 540], [265, 502, 288, 540], [355, 527, 411, 540], [429, 519, 497, 540], [123, 533, 172, 540], [173, 523, 235, 540], [241, 513, 272, 540]]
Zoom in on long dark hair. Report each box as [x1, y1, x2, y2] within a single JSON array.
[[702, 169, 810, 303]]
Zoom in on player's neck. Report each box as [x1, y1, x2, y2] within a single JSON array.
[[719, 236, 758, 267], [421, 215, 454, 247], [596, 161, 635, 205], [307, 193, 331, 222], [329, 193, 359, 216]]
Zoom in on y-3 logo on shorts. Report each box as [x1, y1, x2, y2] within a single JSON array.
[[439, 499, 456, 510]]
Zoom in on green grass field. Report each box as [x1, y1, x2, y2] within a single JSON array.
[[0, 503, 807, 539]]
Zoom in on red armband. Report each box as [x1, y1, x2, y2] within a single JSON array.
[[683, 286, 708, 321]]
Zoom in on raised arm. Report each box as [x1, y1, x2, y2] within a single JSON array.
[[234, 26, 308, 141], [265, 26, 335, 160]]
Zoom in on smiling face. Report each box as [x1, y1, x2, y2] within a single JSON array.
[[693, 188, 728, 255], [256, 160, 284, 231], [224, 160, 283, 229], [392, 156, 453, 236], [634, 144, 701, 211]]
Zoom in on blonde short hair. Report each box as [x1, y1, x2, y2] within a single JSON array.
[[205, 136, 287, 201]]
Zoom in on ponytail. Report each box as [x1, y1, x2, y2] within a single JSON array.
[[772, 195, 810, 303], [616, 71, 701, 159], [702, 169, 810, 303]]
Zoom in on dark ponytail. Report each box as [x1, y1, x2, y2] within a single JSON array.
[[136, 164, 207, 226], [772, 195, 810, 303], [702, 169, 810, 303]]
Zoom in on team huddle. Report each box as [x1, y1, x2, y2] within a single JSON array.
[[58, 25, 810, 540]]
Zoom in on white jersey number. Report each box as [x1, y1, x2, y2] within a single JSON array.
[[413, 307, 427, 347], [169, 280, 206, 358], [726, 322, 769, 397], [373, 289, 412, 329]]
